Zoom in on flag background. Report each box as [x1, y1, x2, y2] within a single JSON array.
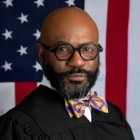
[[0, 0, 140, 139]]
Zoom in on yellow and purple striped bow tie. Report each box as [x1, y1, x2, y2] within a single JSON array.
[[65, 91, 108, 118]]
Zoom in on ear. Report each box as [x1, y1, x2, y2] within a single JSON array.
[[36, 43, 45, 65]]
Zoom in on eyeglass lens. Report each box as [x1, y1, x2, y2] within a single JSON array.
[[55, 44, 98, 60]]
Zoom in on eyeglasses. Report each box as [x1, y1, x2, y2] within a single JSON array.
[[41, 42, 103, 61]]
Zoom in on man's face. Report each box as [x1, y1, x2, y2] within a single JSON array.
[[38, 8, 100, 99], [40, 35, 99, 99]]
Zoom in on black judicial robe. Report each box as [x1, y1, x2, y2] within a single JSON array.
[[0, 85, 134, 140]]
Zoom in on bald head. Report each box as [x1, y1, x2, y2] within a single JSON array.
[[40, 6, 99, 46]]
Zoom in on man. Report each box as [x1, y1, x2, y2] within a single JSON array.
[[0, 7, 134, 140]]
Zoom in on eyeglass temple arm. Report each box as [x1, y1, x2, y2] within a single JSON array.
[[98, 44, 103, 52], [40, 42, 55, 52]]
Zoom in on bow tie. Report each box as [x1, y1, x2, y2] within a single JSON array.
[[65, 91, 108, 118]]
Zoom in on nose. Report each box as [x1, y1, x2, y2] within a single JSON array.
[[66, 51, 86, 68]]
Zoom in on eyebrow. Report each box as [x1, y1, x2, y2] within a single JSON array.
[[54, 40, 70, 45], [54, 40, 98, 46]]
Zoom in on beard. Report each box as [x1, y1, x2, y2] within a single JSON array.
[[42, 59, 99, 100]]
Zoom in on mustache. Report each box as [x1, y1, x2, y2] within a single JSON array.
[[59, 68, 92, 76]]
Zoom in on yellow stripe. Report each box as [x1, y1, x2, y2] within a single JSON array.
[[65, 100, 69, 107], [68, 100, 84, 105], [90, 101, 108, 113], [74, 105, 85, 111], [69, 113, 73, 118]]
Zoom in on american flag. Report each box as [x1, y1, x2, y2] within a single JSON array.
[[0, 0, 140, 139]]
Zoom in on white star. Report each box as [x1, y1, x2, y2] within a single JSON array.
[[1, 61, 12, 72], [33, 61, 42, 72], [65, 0, 75, 6], [17, 13, 28, 24], [34, 0, 45, 8], [17, 45, 28, 56], [2, 29, 13, 40], [33, 29, 40, 40], [2, 0, 13, 8]]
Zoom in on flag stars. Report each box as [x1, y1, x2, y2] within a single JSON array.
[[33, 61, 42, 72], [34, 0, 45, 8], [1, 61, 12, 72], [17, 13, 28, 24], [17, 45, 28, 56], [65, 0, 75, 6], [2, 0, 13, 8], [33, 29, 40, 40], [2, 29, 13, 40]]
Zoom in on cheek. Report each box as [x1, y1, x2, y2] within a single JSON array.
[[86, 57, 99, 72]]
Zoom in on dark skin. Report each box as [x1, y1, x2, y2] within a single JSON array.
[[37, 7, 99, 95]]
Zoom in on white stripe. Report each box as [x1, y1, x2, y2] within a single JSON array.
[[84, 0, 108, 97], [127, 0, 140, 139], [0, 82, 15, 115], [37, 82, 42, 86]]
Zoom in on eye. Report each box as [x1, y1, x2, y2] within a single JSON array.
[[56, 45, 72, 54], [84, 47, 92, 52], [82, 46, 95, 52], [58, 46, 67, 52]]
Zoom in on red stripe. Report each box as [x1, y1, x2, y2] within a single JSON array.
[[105, 0, 130, 115], [15, 82, 37, 105]]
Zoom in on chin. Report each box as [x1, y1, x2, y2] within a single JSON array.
[[59, 80, 91, 99]]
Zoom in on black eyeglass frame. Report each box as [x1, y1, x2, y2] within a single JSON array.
[[41, 42, 103, 61]]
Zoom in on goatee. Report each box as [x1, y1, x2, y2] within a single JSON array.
[[42, 59, 99, 99]]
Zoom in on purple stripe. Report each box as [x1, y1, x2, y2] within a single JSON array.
[[91, 100, 107, 112], [75, 100, 83, 104], [69, 104, 85, 114], [93, 92, 98, 97], [91, 101, 101, 111], [66, 107, 73, 114], [85, 101, 89, 106], [98, 98, 108, 108], [93, 92, 108, 108], [94, 96, 108, 108], [73, 100, 89, 107], [86, 93, 92, 99]]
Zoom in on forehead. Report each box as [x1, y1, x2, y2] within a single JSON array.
[[49, 27, 98, 46], [41, 7, 99, 45]]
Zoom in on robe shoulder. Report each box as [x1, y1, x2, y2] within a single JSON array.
[[0, 110, 50, 140]]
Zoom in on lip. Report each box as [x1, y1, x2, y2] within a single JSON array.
[[66, 73, 87, 81]]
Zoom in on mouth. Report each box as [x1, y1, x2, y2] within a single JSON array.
[[66, 73, 87, 81]]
